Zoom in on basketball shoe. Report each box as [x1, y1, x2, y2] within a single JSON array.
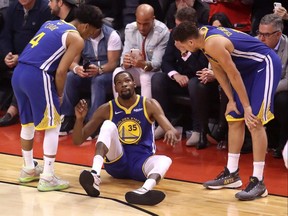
[[79, 170, 101, 197], [125, 187, 166, 205], [203, 167, 242, 189], [19, 161, 43, 183], [235, 176, 268, 201], [37, 174, 69, 192]]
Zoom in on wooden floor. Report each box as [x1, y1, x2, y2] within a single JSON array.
[[0, 154, 287, 216]]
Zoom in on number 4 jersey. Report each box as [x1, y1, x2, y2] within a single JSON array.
[[18, 20, 78, 74], [109, 95, 156, 154]]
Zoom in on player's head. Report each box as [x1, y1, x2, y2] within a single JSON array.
[[114, 71, 136, 100], [173, 21, 200, 52], [73, 4, 104, 39]]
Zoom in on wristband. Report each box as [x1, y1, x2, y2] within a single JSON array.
[[73, 65, 79, 74]]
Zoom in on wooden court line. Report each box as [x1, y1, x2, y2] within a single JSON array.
[[1, 152, 287, 198], [0, 153, 160, 216]]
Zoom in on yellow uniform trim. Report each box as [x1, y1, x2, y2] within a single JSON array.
[[115, 95, 141, 114]]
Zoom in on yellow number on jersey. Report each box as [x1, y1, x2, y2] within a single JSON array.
[[29, 32, 46, 48]]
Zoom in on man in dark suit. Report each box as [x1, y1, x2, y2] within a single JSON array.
[[152, 7, 219, 149]]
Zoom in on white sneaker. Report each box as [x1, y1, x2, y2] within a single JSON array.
[[37, 174, 69, 192], [154, 126, 165, 140], [186, 131, 200, 146], [19, 161, 43, 183]]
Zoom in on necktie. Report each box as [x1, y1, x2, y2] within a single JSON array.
[[142, 37, 146, 61], [23, 9, 28, 26]]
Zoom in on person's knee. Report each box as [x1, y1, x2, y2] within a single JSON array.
[[148, 156, 172, 178], [101, 120, 117, 133], [20, 125, 35, 140]]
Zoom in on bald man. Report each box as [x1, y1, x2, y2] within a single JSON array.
[[112, 4, 169, 99]]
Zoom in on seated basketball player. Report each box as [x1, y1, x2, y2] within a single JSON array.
[[72, 71, 179, 205]]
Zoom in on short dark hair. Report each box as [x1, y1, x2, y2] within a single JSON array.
[[173, 21, 199, 42], [209, 12, 233, 28], [74, 4, 103, 29], [114, 71, 134, 85], [175, 7, 197, 24]]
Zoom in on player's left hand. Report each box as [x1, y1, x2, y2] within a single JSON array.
[[244, 106, 258, 129], [163, 129, 179, 147]]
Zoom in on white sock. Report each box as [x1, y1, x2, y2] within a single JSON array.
[[22, 149, 34, 169], [92, 155, 104, 176], [227, 153, 240, 173], [43, 156, 55, 176], [142, 178, 156, 191], [252, 161, 265, 181]]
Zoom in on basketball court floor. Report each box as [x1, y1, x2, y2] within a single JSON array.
[[0, 123, 287, 215]]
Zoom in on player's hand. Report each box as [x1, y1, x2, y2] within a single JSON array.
[[75, 99, 88, 120], [163, 129, 179, 147], [225, 100, 240, 116], [244, 106, 258, 129]]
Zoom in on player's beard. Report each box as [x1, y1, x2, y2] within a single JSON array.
[[120, 89, 134, 100]]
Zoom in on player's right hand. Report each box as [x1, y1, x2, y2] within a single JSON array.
[[75, 99, 88, 120]]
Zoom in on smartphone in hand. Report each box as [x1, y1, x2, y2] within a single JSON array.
[[274, 2, 282, 8], [130, 48, 142, 60], [83, 60, 90, 72]]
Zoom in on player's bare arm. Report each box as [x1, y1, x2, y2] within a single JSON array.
[[145, 98, 179, 145], [55, 32, 84, 97], [73, 101, 109, 145], [205, 37, 257, 127]]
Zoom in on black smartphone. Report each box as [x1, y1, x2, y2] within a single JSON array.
[[83, 60, 90, 71]]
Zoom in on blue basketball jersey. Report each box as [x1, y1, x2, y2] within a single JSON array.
[[19, 20, 78, 74], [109, 95, 155, 154], [200, 26, 282, 123], [201, 26, 273, 74]]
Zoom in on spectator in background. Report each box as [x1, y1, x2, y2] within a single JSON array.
[[256, 14, 288, 158], [0, 0, 51, 127], [209, 12, 233, 28], [49, 0, 77, 22], [152, 7, 210, 149], [274, 3, 288, 35], [250, 0, 288, 36], [166, 0, 210, 29], [207, 0, 253, 33], [140, 0, 174, 23], [60, 6, 122, 138], [112, 4, 169, 99]]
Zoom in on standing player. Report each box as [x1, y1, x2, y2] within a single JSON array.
[[173, 22, 281, 201], [11, 4, 100, 192], [72, 71, 179, 205]]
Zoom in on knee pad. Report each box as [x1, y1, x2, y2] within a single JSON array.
[[20, 125, 35, 140]]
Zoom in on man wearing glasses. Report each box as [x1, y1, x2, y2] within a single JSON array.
[[257, 14, 288, 159]]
